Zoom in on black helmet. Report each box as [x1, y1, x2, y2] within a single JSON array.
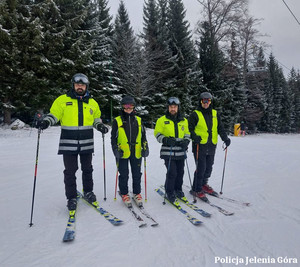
[[121, 95, 136, 106], [200, 92, 212, 99], [71, 73, 89, 90], [167, 97, 180, 105]]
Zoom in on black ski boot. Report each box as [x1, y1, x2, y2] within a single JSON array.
[[67, 198, 77, 211], [84, 191, 97, 204]]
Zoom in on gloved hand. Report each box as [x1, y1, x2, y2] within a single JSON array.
[[163, 137, 177, 147], [113, 149, 124, 159], [224, 138, 231, 147], [96, 123, 109, 134], [179, 139, 190, 150], [36, 120, 50, 130], [192, 135, 202, 144], [141, 147, 149, 157]]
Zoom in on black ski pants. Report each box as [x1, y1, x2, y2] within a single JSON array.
[[192, 153, 215, 192], [63, 153, 94, 200], [164, 159, 185, 194], [118, 156, 142, 195]]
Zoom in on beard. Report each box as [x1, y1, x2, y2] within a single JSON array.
[[75, 88, 86, 96]]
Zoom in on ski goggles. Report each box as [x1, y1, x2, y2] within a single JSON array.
[[73, 76, 89, 84], [123, 104, 134, 110], [201, 98, 211, 104], [168, 97, 180, 105]]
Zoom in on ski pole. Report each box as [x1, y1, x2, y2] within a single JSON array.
[[191, 144, 200, 203], [114, 160, 119, 201], [220, 146, 228, 195], [184, 150, 196, 203], [102, 133, 107, 201], [29, 127, 42, 227], [144, 156, 147, 202], [163, 146, 173, 205]]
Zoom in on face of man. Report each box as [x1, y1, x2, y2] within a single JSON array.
[[74, 83, 87, 96], [123, 104, 134, 114], [168, 104, 178, 115], [201, 98, 211, 109]]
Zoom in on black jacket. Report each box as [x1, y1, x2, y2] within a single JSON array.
[[188, 105, 228, 155]]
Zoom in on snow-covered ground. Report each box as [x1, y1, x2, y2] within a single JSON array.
[[0, 127, 299, 267]]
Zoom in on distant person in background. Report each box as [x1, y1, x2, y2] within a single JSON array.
[[238, 121, 246, 136], [188, 92, 231, 202], [35, 73, 109, 211]]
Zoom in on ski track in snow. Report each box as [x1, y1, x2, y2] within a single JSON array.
[[0, 127, 300, 267]]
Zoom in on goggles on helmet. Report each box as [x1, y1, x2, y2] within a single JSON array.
[[73, 76, 89, 84], [123, 104, 134, 110], [168, 97, 180, 105], [201, 98, 211, 104]]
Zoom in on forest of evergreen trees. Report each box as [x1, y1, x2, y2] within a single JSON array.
[[1, 0, 299, 133]]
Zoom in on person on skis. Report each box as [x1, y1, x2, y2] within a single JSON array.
[[189, 92, 231, 202], [35, 73, 109, 211], [111, 95, 149, 207], [154, 97, 190, 203]]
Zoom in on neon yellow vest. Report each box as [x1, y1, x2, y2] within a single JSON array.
[[116, 116, 142, 159], [194, 109, 218, 144]]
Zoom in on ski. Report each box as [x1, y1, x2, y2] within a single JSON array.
[[155, 188, 202, 225], [190, 191, 234, 216], [211, 194, 250, 207], [178, 196, 212, 218], [159, 185, 211, 218], [132, 199, 159, 227], [126, 205, 147, 228], [78, 191, 123, 225], [184, 184, 250, 207], [63, 210, 76, 242]]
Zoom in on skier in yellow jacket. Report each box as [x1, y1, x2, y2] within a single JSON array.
[[154, 97, 190, 203], [35, 73, 109, 211]]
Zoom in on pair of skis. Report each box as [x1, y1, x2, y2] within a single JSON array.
[[119, 193, 159, 228], [63, 191, 123, 242], [155, 188, 204, 226]]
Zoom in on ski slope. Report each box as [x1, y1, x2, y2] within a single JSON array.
[[0, 127, 299, 267]]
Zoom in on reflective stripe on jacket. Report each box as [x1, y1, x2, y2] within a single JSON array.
[[194, 109, 218, 145], [115, 116, 142, 159], [48, 94, 101, 154]]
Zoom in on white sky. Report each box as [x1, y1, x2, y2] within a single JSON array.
[[107, 0, 300, 77]]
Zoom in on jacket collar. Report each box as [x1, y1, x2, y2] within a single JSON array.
[[67, 89, 90, 103]]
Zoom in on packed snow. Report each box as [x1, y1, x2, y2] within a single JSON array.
[[0, 126, 299, 267]]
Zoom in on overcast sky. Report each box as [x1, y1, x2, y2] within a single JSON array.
[[107, 0, 300, 77]]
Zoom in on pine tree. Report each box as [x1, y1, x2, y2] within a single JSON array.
[[0, 0, 18, 123], [288, 69, 300, 132], [86, 0, 114, 121], [142, 0, 176, 122], [244, 47, 267, 133], [111, 1, 141, 112], [167, 0, 197, 113]]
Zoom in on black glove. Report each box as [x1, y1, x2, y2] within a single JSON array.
[[224, 138, 231, 147], [192, 135, 202, 144], [163, 137, 177, 147], [141, 147, 149, 157], [179, 139, 190, 150], [36, 120, 50, 130], [97, 123, 109, 134], [113, 149, 123, 159]]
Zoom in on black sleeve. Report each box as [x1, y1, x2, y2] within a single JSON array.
[[217, 113, 228, 141], [110, 119, 118, 151], [188, 111, 199, 140], [141, 123, 147, 144]]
